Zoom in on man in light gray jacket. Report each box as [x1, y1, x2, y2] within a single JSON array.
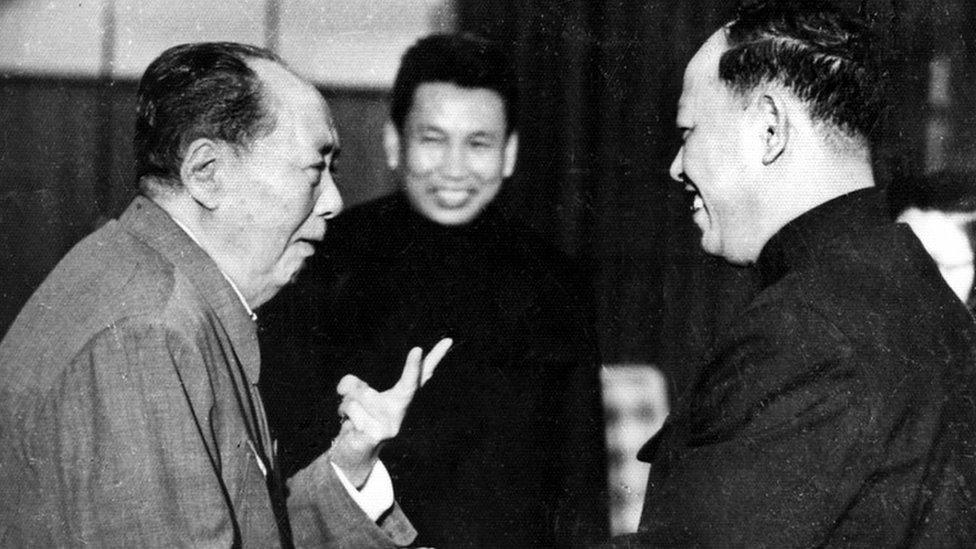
[[0, 41, 449, 548]]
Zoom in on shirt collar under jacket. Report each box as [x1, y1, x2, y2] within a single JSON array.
[[169, 216, 258, 322]]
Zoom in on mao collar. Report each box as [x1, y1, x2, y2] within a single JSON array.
[[755, 187, 888, 288]]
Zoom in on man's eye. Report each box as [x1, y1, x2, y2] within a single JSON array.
[[306, 165, 324, 184], [469, 140, 493, 149]]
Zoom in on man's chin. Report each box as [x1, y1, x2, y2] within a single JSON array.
[[699, 234, 733, 262], [699, 239, 721, 259], [288, 260, 308, 283], [420, 205, 481, 226], [703, 240, 758, 267]]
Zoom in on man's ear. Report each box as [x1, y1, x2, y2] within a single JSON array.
[[502, 132, 519, 178], [758, 92, 788, 166], [383, 121, 401, 171], [180, 138, 222, 210]]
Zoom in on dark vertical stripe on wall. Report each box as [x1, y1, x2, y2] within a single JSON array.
[[95, 0, 117, 218], [266, 0, 281, 54]]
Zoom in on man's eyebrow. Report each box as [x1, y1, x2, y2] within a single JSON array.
[[469, 130, 502, 138], [319, 141, 340, 157], [306, 143, 339, 169]]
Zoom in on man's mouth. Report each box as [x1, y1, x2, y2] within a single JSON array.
[[294, 227, 326, 254], [293, 240, 316, 254], [685, 184, 703, 213], [431, 187, 474, 208], [305, 223, 328, 243]]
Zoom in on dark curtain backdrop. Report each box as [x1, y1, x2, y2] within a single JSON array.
[[458, 0, 947, 395]]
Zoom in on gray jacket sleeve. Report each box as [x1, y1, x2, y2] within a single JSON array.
[[288, 453, 417, 548]]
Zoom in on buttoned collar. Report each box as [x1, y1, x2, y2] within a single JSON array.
[[755, 187, 888, 288]]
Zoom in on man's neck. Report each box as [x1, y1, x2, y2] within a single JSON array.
[[743, 147, 875, 266], [775, 143, 874, 222], [151, 194, 258, 319]]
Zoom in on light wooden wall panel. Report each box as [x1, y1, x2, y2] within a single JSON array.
[[0, 0, 455, 87]]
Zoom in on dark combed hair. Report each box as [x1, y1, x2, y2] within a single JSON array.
[[720, 0, 883, 143], [134, 42, 283, 186], [389, 33, 518, 135]]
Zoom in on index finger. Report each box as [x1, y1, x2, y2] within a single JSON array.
[[420, 338, 453, 386]]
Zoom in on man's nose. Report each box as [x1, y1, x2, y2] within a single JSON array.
[[669, 148, 684, 183], [315, 174, 343, 219], [440, 144, 466, 180]]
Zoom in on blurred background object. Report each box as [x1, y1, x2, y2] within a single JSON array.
[[889, 170, 976, 310], [601, 365, 668, 535]]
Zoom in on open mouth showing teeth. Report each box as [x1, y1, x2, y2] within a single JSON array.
[[433, 188, 473, 207], [684, 184, 703, 212]]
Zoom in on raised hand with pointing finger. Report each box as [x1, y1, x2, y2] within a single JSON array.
[[328, 338, 453, 487]]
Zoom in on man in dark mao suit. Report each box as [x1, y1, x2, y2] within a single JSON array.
[[607, 1, 976, 546], [259, 33, 608, 548]]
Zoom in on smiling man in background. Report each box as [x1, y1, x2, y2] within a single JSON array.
[[0, 41, 449, 547], [260, 33, 608, 548], [607, 0, 976, 546]]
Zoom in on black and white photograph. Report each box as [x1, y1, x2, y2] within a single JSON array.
[[1, 0, 975, 547]]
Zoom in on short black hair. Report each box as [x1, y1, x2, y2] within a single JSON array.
[[720, 0, 883, 143], [389, 33, 518, 135], [134, 42, 283, 187]]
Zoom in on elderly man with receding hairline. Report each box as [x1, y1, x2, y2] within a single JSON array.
[[0, 41, 449, 548]]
